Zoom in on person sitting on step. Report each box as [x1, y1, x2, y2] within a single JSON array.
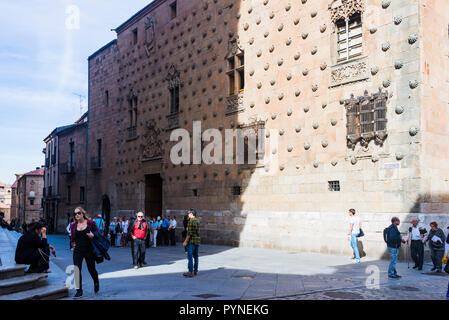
[[15, 222, 56, 273]]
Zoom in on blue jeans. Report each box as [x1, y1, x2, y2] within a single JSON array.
[[350, 234, 360, 260], [388, 247, 399, 277], [187, 243, 199, 273]]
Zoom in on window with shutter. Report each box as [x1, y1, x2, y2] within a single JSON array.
[[336, 13, 363, 63]]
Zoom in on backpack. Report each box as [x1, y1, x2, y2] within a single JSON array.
[[383, 226, 391, 243]]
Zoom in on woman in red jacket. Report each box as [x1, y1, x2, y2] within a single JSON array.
[[70, 207, 100, 298]]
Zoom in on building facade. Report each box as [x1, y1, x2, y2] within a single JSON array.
[[16, 168, 44, 224], [47, 0, 448, 259], [10, 176, 22, 222], [43, 113, 87, 233], [0, 181, 12, 222]]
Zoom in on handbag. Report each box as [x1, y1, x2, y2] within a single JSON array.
[[356, 229, 365, 238]]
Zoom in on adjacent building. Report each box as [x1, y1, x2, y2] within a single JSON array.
[[46, 0, 449, 259], [43, 113, 87, 233], [15, 168, 44, 224], [0, 181, 12, 222]]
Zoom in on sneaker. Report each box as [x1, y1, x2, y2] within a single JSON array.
[[353, 259, 361, 263], [388, 275, 401, 279], [134, 265, 139, 269], [74, 289, 83, 298]]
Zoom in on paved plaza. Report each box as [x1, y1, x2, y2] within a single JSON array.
[[46, 235, 448, 300]]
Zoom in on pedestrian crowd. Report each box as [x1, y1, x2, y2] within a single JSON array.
[[347, 208, 449, 299], [62, 208, 199, 297], [9, 206, 449, 299]]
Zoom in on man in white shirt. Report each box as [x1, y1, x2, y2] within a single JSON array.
[[168, 216, 177, 246], [407, 218, 425, 270]]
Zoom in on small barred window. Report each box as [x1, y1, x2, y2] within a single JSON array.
[[328, 181, 340, 192]]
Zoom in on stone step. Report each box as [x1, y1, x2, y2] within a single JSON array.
[[0, 284, 69, 300], [0, 265, 26, 280], [0, 273, 48, 295]]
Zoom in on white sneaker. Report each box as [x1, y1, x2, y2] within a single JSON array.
[[354, 259, 361, 263]]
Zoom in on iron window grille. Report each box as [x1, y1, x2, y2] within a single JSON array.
[[346, 89, 388, 149]]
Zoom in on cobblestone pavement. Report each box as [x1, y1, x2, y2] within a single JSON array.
[[47, 235, 449, 300]]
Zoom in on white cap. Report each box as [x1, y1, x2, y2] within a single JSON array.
[[157, 216, 161, 220]]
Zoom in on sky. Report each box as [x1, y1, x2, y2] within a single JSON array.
[[0, 0, 152, 185]]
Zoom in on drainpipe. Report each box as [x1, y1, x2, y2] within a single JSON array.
[[85, 60, 90, 211], [56, 136, 59, 233]]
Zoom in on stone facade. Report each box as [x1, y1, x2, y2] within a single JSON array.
[[79, 0, 449, 259], [43, 114, 88, 233], [9, 176, 21, 222], [0, 182, 12, 222], [16, 169, 44, 224]]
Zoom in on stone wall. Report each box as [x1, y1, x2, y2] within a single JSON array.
[[18, 175, 44, 224], [418, 0, 449, 214], [83, 0, 449, 259], [56, 124, 88, 232]]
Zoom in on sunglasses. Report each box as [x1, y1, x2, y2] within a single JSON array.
[[74, 212, 82, 216], [137, 216, 144, 218]]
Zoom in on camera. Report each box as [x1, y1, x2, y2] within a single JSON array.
[[419, 228, 427, 235]]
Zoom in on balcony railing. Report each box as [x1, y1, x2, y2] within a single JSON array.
[[60, 162, 75, 175], [91, 157, 102, 170]]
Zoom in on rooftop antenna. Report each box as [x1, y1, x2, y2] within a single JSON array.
[[73, 93, 86, 116]]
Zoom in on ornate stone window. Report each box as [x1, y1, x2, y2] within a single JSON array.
[[329, 0, 364, 62], [346, 89, 388, 149], [227, 45, 244, 95], [166, 65, 182, 129], [225, 37, 245, 115], [169, 85, 179, 114], [127, 90, 138, 140], [336, 13, 362, 62]]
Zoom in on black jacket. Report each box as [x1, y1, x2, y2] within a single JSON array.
[[387, 224, 402, 249], [15, 231, 48, 264]]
